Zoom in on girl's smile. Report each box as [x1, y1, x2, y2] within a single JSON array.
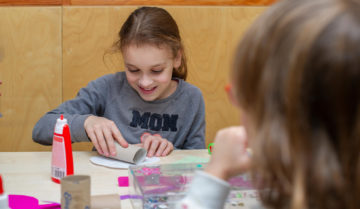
[[139, 86, 157, 95], [123, 44, 181, 101]]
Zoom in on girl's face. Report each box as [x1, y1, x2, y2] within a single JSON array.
[[123, 44, 181, 101]]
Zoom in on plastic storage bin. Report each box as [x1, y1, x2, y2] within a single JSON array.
[[129, 163, 261, 209]]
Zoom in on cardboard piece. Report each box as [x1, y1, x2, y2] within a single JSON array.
[[61, 175, 90, 209], [108, 143, 147, 164], [91, 194, 121, 209]]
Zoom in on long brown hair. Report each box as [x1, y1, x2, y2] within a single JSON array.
[[233, 0, 360, 208], [115, 7, 187, 80]]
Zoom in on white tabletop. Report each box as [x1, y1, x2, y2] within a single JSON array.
[[0, 150, 209, 208]]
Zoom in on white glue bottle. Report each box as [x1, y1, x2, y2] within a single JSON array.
[[51, 114, 74, 184], [0, 175, 10, 209]]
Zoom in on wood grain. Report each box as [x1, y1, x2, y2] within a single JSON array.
[[69, 0, 275, 6], [62, 6, 265, 148], [0, 0, 62, 5], [62, 6, 132, 100], [63, 0, 71, 5], [0, 0, 275, 6], [0, 7, 62, 151]]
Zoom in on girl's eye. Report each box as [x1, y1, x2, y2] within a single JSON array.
[[128, 68, 139, 73], [152, 69, 163, 73]]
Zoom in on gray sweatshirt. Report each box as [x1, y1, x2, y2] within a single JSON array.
[[32, 72, 205, 149]]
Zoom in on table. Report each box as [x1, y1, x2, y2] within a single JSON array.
[[0, 150, 209, 208]]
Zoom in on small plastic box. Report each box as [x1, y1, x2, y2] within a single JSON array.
[[129, 163, 261, 209]]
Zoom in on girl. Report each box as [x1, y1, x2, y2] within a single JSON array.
[[32, 7, 205, 157], [179, 0, 360, 208]]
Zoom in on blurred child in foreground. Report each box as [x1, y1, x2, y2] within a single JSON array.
[[178, 0, 360, 208]]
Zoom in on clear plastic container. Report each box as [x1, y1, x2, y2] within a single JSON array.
[[129, 163, 262, 209]]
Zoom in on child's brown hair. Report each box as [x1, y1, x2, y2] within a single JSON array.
[[115, 7, 187, 80], [233, 0, 360, 208]]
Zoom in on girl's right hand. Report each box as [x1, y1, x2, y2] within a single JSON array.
[[205, 126, 251, 181], [140, 133, 174, 157], [84, 115, 128, 156]]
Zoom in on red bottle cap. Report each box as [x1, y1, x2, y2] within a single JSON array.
[[0, 175, 4, 195]]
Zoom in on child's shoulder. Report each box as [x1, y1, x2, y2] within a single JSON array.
[[179, 80, 204, 98], [96, 71, 126, 82], [90, 72, 126, 86]]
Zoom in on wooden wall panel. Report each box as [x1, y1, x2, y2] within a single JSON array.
[[0, 7, 62, 151], [170, 7, 265, 146], [0, 0, 274, 6], [0, 0, 62, 5], [69, 0, 275, 6], [63, 6, 265, 149], [62, 6, 131, 101]]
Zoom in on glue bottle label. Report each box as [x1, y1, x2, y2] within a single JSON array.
[[51, 135, 67, 180], [51, 114, 74, 184]]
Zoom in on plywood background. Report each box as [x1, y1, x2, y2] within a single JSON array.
[[0, 6, 265, 151], [0, 0, 274, 5], [69, 0, 274, 5], [0, 7, 62, 151]]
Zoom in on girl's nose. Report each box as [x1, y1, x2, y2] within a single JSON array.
[[139, 75, 153, 87]]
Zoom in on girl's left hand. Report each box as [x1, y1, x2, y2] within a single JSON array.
[[205, 126, 251, 181], [141, 133, 174, 157]]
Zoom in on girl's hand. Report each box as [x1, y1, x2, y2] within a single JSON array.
[[205, 126, 251, 181], [84, 115, 128, 156], [141, 133, 173, 157]]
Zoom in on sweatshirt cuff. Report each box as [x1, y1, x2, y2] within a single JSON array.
[[186, 170, 231, 208], [69, 114, 92, 142]]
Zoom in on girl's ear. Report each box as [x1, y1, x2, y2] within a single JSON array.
[[173, 50, 182, 69]]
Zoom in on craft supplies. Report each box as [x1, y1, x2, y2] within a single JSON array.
[[51, 115, 74, 184], [128, 163, 261, 209], [0, 175, 9, 209], [61, 175, 90, 209]]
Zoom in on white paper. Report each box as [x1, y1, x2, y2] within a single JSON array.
[[90, 156, 160, 169]]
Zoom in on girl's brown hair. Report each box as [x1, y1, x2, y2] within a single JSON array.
[[233, 0, 360, 208], [115, 7, 187, 80]]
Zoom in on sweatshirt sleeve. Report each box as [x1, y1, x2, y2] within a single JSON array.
[[176, 171, 231, 209], [182, 88, 206, 149], [32, 75, 110, 145]]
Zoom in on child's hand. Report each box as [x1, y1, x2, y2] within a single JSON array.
[[84, 115, 128, 156], [205, 126, 251, 181], [141, 133, 174, 157]]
